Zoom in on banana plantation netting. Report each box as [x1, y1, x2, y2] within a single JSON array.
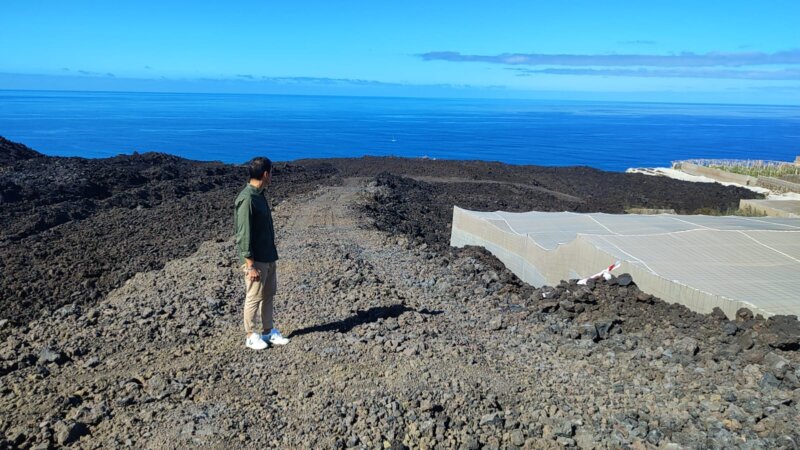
[[450, 207, 800, 318]]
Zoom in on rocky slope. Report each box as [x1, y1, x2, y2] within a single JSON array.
[[1, 178, 798, 449], [0, 139, 337, 323], [0, 137, 41, 167]]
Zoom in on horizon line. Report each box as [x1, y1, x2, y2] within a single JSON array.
[[2, 87, 799, 108]]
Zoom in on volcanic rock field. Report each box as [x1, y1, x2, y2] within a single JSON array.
[[1, 136, 798, 449]]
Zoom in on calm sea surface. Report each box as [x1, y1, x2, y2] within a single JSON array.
[[1, 90, 798, 171]]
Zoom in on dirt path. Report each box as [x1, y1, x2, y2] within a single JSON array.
[[278, 178, 363, 229], [408, 176, 584, 203]]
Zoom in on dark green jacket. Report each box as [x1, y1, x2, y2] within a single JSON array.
[[234, 184, 278, 264]]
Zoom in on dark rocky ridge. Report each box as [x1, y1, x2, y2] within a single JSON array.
[[0, 137, 41, 167], [303, 155, 760, 213]]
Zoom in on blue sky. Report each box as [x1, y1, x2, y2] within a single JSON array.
[[1, 0, 799, 103]]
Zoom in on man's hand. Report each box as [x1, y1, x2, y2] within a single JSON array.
[[246, 266, 261, 282], [244, 258, 260, 281]]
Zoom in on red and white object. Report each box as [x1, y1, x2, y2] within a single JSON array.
[[577, 261, 621, 285]]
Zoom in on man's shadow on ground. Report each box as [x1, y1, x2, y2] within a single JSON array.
[[288, 303, 442, 338]]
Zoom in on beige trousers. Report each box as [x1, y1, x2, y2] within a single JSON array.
[[243, 261, 277, 334]]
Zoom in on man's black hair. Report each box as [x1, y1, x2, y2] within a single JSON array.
[[247, 157, 273, 180]]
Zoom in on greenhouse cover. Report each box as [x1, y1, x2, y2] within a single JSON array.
[[450, 207, 800, 318]]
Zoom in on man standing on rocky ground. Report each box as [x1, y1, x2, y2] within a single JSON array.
[[235, 156, 290, 350]]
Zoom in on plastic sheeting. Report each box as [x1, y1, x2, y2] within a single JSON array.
[[450, 207, 800, 318]]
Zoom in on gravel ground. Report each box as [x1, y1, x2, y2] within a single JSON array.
[[1, 177, 798, 449]]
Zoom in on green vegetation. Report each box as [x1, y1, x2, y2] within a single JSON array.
[[675, 159, 800, 179], [691, 206, 767, 217], [711, 163, 799, 178]]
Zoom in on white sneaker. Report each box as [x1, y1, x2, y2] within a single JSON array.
[[246, 333, 268, 350], [264, 329, 290, 346]]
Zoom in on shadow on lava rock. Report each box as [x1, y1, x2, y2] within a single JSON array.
[[288, 303, 442, 338]]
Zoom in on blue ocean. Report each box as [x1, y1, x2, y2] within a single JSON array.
[[1, 90, 798, 171]]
